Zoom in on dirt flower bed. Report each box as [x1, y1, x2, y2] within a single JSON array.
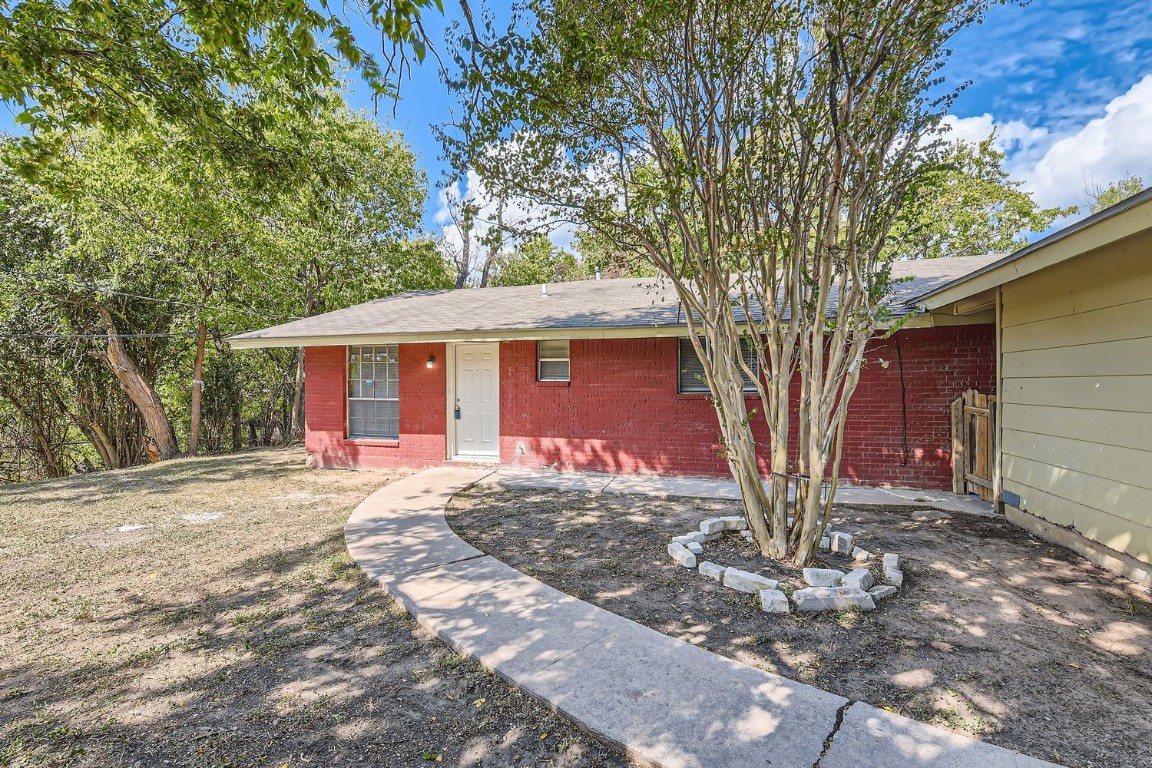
[[0, 449, 626, 768], [447, 485, 1152, 768]]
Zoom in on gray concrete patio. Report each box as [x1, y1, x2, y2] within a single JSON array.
[[345, 467, 1056, 768]]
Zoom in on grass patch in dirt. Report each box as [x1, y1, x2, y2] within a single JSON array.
[[447, 486, 1152, 768], [0, 448, 626, 767]]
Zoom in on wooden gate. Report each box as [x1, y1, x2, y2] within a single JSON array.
[[951, 389, 997, 502]]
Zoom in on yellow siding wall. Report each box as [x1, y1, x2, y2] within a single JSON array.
[[1001, 229, 1152, 565]]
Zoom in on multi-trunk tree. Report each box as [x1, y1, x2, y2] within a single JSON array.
[[447, 0, 1002, 564]]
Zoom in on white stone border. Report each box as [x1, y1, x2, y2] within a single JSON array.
[[667, 517, 905, 614]]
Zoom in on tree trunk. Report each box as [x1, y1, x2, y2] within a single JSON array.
[[0, 384, 65, 478], [289, 350, 306, 442], [93, 305, 181, 460], [188, 317, 207, 455]]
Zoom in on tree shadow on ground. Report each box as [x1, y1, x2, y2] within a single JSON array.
[[446, 485, 1152, 768], [0, 452, 626, 768]]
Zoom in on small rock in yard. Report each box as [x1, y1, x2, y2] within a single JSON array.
[[685, 541, 704, 555], [842, 568, 875, 591], [723, 567, 779, 593], [718, 515, 747, 531], [740, 529, 755, 541], [868, 585, 898, 601], [792, 586, 875, 612], [759, 589, 790, 614], [673, 532, 706, 546], [802, 567, 843, 587], [698, 561, 726, 581], [818, 536, 830, 552], [883, 553, 901, 571], [667, 542, 697, 568], [851, 547, 872, 561], [883, 567, 905, 586], [830, 531, 854, 555]]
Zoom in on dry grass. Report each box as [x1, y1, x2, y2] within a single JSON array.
[[0, 448, 625, 768]]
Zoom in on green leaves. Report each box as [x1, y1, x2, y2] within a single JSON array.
[[0, 0, 443, 165]]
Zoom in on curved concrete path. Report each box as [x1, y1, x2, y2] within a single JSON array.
[[345, 467, 1059, 768]]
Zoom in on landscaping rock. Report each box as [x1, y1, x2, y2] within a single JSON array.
[[883, 567, 905, 587], [883, 553, 901, 571], [792, 586, 876, 612], [818, 536, 831, 552], [685, 541, 704, 555], [699, 518, 726, 535], [830, 531, 854, 555], [698, 561, 726, 581], [722, 567, 779, 593], [842, 568, 875, 592], [702, 532, 724, 543], [672, 532, 706, 546], [851, 547, 872, 562], [667, 542, 697, 568], [868, 584, 898, 601], [718, 515, 748, 531], [759, 589, 790, 614], [740, 529, 755, 541], [802, 567, 843, 587]]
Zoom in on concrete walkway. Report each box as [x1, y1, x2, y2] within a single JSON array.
[[346, 468, 1055, 768], [480, 467, 996, 516]]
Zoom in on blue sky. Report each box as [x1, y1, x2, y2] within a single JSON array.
[[352, 0, 1152, 241], [4, 1, 1150, 240]]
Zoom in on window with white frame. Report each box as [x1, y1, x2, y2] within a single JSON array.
[[678, 337, 759, 394], [537, 339, 570, 381], [348, 345, 400, 439]]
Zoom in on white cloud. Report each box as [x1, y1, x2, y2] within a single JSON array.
[[434, 169, 577, 269], [943, 74, 1152, 213], [1026, 74, 1152, 207]]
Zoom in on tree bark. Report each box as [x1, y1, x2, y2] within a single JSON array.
[[288, 350, 306, 443], [188, 317, 207, 455], [0, 384, 64, 478], [93, 304, 181, 460]]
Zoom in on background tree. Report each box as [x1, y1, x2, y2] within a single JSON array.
[[447, 0, 1000, 563], [489, 235, 585, 286], [0, 0, 440, 166], [1084, 174, 1146, 214], [889, 135, 1072, 259]]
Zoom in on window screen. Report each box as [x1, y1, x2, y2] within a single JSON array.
[[348, 345, 400, 439], [678, 337, 759, 394], [537, 339, 570, 381]]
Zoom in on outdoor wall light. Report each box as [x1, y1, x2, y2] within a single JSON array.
[[426, 355, 436, 368]]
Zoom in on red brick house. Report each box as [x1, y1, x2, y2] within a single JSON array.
[[229, 255, 999, 490]]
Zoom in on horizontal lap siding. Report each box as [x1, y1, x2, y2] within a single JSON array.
[[1001, 230, 1152, 564], [304, 344, 446, 470]]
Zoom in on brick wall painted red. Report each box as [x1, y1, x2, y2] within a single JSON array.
[[302, 325, 995, 488], [498, 326, 995, 488], [304, 343, 446, 470]]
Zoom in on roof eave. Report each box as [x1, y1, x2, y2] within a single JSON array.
[[227, 312, 931, 349]]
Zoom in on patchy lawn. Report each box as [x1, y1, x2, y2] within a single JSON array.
[[447, 486, 1152, 768], [0, 449, 626, 768]]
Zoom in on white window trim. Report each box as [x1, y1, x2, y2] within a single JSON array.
[[347, 344, 401, 440], [537, 340, 571, 382]]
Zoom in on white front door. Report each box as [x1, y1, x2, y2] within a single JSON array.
[[454, 343, 500, 459]]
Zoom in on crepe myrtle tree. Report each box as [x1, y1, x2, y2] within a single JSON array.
[[445, 0, 1003, 563]]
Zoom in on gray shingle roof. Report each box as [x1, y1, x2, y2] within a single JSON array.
[[229, 254, 1002, 347]]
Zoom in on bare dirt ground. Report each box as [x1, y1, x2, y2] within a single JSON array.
[[0, 449, 627, 768], [447, 486, 1152, 768]]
